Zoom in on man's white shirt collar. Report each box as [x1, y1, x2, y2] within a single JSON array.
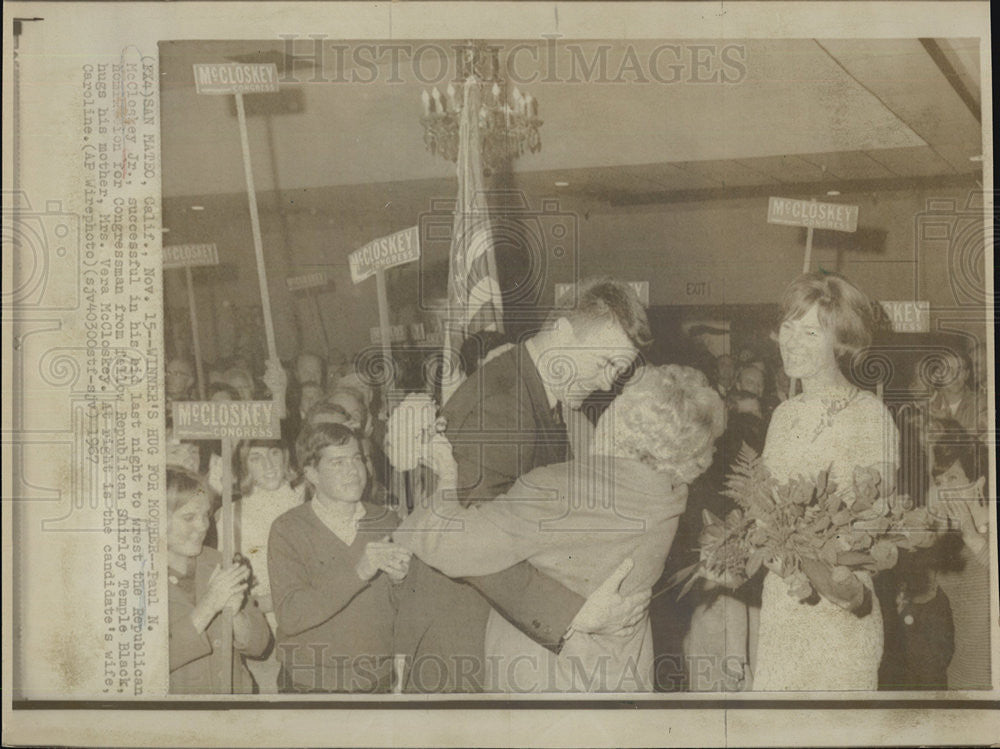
[[312, 498, 366, 547]]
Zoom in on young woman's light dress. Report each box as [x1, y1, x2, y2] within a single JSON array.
[[753, 388, 899, 691]]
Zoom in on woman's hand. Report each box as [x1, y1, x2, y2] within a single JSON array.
[[931, 478, 989, 557], [799, 557, 866, 613], [427, 432, 459, 491], [569, 559, 650, 637], [190, 563, 250, 633], [356, 537, 413, 582]]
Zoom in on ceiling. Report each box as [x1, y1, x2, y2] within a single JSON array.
[[159, 37, 983, 208]]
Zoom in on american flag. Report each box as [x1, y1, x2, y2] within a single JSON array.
[[441, 77, 504, 403]]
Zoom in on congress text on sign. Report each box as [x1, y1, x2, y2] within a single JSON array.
[[172, 401, 280, 439], [880, 300, 930, 333]]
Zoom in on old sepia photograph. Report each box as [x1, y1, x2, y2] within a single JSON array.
[[3, 2, 997, 746]]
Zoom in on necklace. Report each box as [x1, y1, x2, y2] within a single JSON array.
[[804, 386, 861, 443]]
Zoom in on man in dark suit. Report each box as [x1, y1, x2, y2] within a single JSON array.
[[398, 278, 654, 692]]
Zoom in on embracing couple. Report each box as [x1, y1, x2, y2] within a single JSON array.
[[392, 278, 724, 693]]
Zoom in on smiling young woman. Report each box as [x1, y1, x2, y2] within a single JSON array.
[[167, 466, 270, 694], [750, 272, 899, 692]]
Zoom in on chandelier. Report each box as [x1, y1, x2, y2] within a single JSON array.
[[420, 42, 542, 174]]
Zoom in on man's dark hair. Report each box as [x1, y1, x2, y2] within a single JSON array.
[[552, 277, 652, 349], [296, 421, 359, 471], [304, 399, 353, 426]]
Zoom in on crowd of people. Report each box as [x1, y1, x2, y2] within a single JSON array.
[[164, 273, 992, 694]]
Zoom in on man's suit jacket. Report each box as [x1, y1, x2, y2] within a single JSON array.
[[440, 343, 586, 649]]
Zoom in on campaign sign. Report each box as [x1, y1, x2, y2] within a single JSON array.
[[767, 197, 859, 232], [286, 271, 329, 292], [880, 300, 930, 333], [163, 243, 219, 269], [370, 323, 426, 344], [349, 226, 420, 284], [172, 401, 280, 440], [193, 63, 280, 95], [556, 281, 649, 306]]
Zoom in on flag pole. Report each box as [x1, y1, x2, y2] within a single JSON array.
[[219, 437, 234, 694]]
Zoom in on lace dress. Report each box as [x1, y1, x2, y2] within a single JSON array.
[[753, 389, 898, 691]]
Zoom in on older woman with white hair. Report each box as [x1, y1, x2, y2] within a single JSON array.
[[395, 364, 724, 693]]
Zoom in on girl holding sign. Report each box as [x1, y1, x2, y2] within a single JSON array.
[[232, 440, 305, 692], [167, 466, 271, 693]]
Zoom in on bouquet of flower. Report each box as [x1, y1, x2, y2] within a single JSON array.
[[671, 444, 940, 607]]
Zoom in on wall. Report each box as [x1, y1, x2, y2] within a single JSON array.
[[162, 180, 989, 367]]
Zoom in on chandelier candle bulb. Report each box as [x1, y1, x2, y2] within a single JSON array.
[[418, 44, 543, 174]]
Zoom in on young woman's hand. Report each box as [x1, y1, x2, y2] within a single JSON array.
[[190, 563, 250, 633], [931, 478, 989, 557]]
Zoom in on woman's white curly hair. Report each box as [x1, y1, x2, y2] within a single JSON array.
[[594, 364, 725, 483]]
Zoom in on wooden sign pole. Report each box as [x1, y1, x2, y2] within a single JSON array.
[[173, 398, 279, 694], [802, 198, 817, 274], [184, 266, 207, 400], [375, 268, 406, 512], [312, 292, 332, 354], [234, 91, 279, 362], [219, 437, 235, 694], [374, 268, 395, 398]]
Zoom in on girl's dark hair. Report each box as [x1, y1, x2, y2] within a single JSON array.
[[780, 271, 874, 358], [235, 439, 295, 495], [166, 464, 215, 514]]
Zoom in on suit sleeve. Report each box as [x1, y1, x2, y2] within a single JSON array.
[[449, 393, 526, 507], [169, 599, 213, 673], [445, 384, 586, 651], [398, 478, 546, 577], [460, 480, 585, 653], [268, 518, 370, 637], [466, 563, 584, 652]]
